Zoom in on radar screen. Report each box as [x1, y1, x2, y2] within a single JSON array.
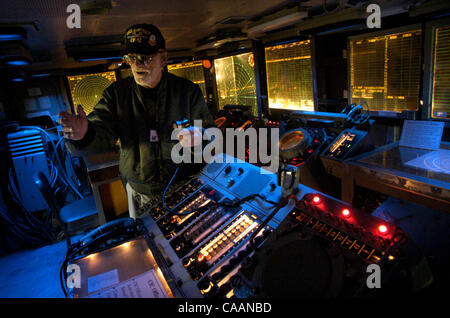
[[168, 60, 207, 100], [265, 40, 314, 111], [349, 29, 422, 113], [431, 25, 450, 119], [67, 71, 116, 115], [214, 52, 258, 116]]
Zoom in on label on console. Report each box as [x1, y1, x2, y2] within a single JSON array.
[[87, 269, 119, 294], [86, 269, 169, 298]]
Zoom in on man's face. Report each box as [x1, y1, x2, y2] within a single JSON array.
[[125, 50, 167, 88]]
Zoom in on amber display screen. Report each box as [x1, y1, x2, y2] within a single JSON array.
[[67, 71, 116, 115], [168, 60, 207, 100], [214, 52, 258, 116], [431, 26, 450, 119], [349, 29, 422, 113], [265, 40, 314, 111]]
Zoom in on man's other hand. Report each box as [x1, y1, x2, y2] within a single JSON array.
[[58, 105, 88, 140], [178, 126, 203, 148]]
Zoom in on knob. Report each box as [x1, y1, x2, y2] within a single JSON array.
[[220, 263, 233, 274], [238, 167, 244, 176], [198, 279, 211, 291], [182, 258, 191, 267], [211, 272, 223, 283], [230, 275, 242, 288], [254, 235, 265, 246], [262, 229, 272, 238], [229, 257, 240, 267], [237, 250, 248, 260], [227, 179, 235, 188], [224, 166, 232, 175], [269, 183, 277, 192]]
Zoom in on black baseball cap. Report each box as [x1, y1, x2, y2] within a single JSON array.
[[124, 24, 165, 55]]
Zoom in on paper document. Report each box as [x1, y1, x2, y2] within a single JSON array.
[[399, 120, 444, 150]]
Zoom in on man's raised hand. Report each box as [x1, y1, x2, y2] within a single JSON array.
[[58, 104, 88, 140]]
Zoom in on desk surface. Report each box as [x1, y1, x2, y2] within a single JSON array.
[[85, 152, 120, 172], [353, 144, 450, 188], [344, 142, 450, 212]]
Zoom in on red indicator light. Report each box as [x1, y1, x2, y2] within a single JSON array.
[[342, 209, 351, 217], [312, 195, 321, 204], [378, 224, 388, 234], [308, 149, 314, 154], [198, 254, 205, 262]]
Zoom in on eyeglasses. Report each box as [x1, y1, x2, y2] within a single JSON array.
[[123, 54, 157, 66]]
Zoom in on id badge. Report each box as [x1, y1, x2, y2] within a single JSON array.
[[150, 129, 159, 142]]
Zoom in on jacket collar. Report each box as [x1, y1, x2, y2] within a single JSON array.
[[133, 69, 168, 106]]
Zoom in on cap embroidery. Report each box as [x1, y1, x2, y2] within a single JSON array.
[[148, 34, 157, 46]]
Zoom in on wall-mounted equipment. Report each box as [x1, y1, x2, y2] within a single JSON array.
[[65, 34, 123, 62], [0, 42, 32, 66], [0, 26, 26, 42], [7, 130, 50, 213], [246, 7, 307, 38]]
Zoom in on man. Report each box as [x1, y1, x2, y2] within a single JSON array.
[[59, 24, 215, 218]]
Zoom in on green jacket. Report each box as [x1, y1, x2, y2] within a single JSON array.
[[66, 70, 215, 196]]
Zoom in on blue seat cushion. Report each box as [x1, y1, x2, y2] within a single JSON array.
[[60, 195, 98, 224]]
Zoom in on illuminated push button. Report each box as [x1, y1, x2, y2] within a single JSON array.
[[378, 224, 389, 234], [213, 244, 218, 250], [312, 195, 321, 204], [341, 209, 351, 218]]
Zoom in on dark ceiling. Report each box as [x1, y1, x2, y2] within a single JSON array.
[[0, 0, 446, 72], [0, 0, 297, 70]]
